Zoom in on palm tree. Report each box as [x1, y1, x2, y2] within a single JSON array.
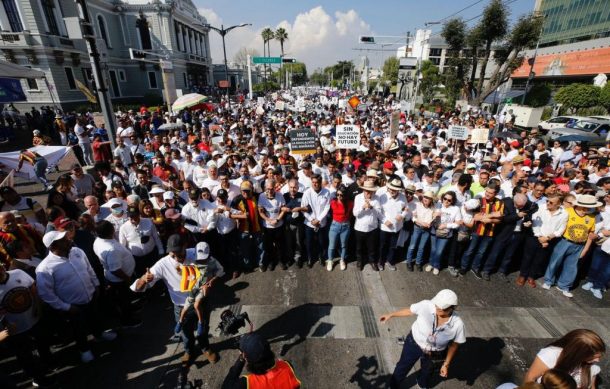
[[261, 28, 274, 89], [275, 28, 288, 88]]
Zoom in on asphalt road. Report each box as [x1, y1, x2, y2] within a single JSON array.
[[1, 172, 609, 389]]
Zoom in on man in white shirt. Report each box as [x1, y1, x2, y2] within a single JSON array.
[[380, 289, 466, 389], [211, 188, 242, 278], [118, 206, 164, 276], [94, 220, 140, 328], [75, 119, 93, 165], [37, 231, 116, 363], [181, 188, 217, 240], [113, 137, 134, 167], [519, 195, 567, 287], [353, 180, 382, 271], [378, 178, 408, 271], [301, 174, 331, 268], [258, 178, 287, 271], [104, 198, 128, 239]]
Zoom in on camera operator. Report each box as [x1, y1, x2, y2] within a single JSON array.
[[380, 289, 465, 389], [221, 332, 301, 389]]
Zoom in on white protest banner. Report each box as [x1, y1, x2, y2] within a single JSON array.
[[469, 128, 490, 144], [336, 125, 361, 149], [400, 100, 411, 113], [448, 125, 469, 140], [257, 97, 264, 106], [338, 99, 347, 109], [255, 106, 265, 116], [390, 110, 401, 139], [275, 101, 285, 111]]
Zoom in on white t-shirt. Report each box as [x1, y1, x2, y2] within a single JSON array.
[[409, 300, 466, 351], [93, 238, 136, 283], [258, 192, 286, 229], [536, 346, 601, 387], [0, 269, 39, 334]]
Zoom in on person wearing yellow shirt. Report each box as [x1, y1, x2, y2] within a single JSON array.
[[542, 194, 598, 298]]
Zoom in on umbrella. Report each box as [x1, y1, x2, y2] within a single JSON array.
[[171, 93, 208, 111], [556, 134, 591, 143], [158, 123, 181, 131]]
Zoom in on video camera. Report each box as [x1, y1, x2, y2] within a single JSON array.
[[217, 309, 252, 337]]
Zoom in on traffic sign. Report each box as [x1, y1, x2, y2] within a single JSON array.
[[252, 57, 282, 64], [282, 58, 296, 63]]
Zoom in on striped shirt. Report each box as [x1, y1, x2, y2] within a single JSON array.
[[474, 198, 505, 237]]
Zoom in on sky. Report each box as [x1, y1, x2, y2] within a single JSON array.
[[194, 0, 535, 72]]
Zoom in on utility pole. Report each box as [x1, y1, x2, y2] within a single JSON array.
[[74, 0, 116, 147], [247, 54, 253, 99]]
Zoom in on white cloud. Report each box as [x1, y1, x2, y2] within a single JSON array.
[[198, 6, 374, 72]]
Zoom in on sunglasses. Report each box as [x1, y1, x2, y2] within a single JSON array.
[[443, 197, 452, 202]]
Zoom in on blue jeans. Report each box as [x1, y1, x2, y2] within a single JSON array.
[[33, 157, 49, 186], [544, 238, 583, 290], [328, 221, 350, 260], [305, 224, 329, 262], [79, 143, 93, 165], [379, 230, 400, 264], [390, 332, 435, 389], [430, 236, 450, 269], [406, 225, 430, 265], [239, 231, 264, 268], [173, 304, 210, 355], [482, 232, 525, 275], [587, 246, 610, 290], [462, 235, 494, 271]]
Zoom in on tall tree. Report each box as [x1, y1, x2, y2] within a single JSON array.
[[261, 28, 275, 89], [275, 28, 288, 88], [441, 6, 543, 106], [382, 57, 399, 85], [419, 60, 441, 103], [233, 47, 260, 67]]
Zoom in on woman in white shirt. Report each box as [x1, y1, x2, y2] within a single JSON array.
[[496, 368, 576, 389], [428, 191, 462, 275], [380, 289, 466, 389], [406, 191, 435, 271], [524, 329, 605, 389]]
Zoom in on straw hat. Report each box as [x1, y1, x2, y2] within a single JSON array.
[[359, 181, 379, 192], [422, 191, 436, 200], [387, 177, 403, 191], [574, 194, 602, 208]]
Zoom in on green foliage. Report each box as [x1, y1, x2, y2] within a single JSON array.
[[478, 0, 509, 43], [442, 19, 467, 53], [600, 83, 610, 111], [323, 61, 354, 83], [382, 57, 399, 85], [419, 60, 441, 103], [524, 84, 551, 108], [541, 106, 553, 121], [278, 63, 308, 86], [309, 71, 327, 87], [575, 106, 608, 117], [554, 84, 601, 113], [253, 81, 279, 93]]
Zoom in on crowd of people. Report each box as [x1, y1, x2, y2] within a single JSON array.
[[0, 91, 608, 388]]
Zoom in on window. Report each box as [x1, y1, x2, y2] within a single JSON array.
[[183, 72, 188, 88], [148, 71, 158, 89], [64, 67, 76, 90], [108, 70, 120, 97], [118, 70, 126, 82], [2, 0, 23, 32], [136, 14, 152, 50], [41, 0, 59, 35], [24, 66, 39, 90], [174, 22, 181, 51], [97, 15, 110, 48], [429, 48, 442, 57]]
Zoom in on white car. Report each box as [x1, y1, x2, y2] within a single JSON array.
[[538, 116, 586, 134]]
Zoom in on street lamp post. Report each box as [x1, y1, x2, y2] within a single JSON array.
[[204, 23, 251, 108]]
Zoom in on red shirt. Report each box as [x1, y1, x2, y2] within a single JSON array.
[[152, 164, 177, 182], [330, 199, 353, 223], [92, 139, 112, 162]]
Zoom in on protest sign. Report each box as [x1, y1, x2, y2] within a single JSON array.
[[275, 101, 285, 111], [336, 125, 361, 149], [469, 128, 490, 144], [289, 128, 317, 155], [448, 125, 469, 140], [390, 110, 401, 138]]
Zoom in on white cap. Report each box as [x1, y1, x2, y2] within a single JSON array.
[[149, 186, 164, 195], [196, 242, 210, 260], [107, 198, 123, 207], [163, 191, 174, 200], [43, 230, 67, 248], [431, 289, 458, 309]]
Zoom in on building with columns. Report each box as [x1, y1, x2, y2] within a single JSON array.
[[0, 0, 213, 110]]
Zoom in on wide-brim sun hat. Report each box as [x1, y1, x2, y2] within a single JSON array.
[[574, 194, 602, 208], [387, 178, 403, 191], [359, 181, 379, 192], [422, 191, 436, 200]]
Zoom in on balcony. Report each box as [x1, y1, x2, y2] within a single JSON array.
[[43, 34, 76, 48], [0, 31, 34, 47]]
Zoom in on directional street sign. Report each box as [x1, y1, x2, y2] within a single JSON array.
[[252, 57, 282, 64]]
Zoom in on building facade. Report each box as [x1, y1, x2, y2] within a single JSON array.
[[0, 0, 213, 110], [535, 0, 610, 47]]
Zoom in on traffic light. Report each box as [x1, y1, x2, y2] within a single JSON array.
[[360, 36, 375, 43], [282, 58, 296, 63]]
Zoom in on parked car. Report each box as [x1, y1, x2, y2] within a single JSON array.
[[589, 116, 610, 121], [548, 118, 610, 146], [537, 115, 585, 134]]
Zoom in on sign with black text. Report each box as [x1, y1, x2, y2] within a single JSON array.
[[448, 125, 469, 140], [336, 125, 361, 149], [289, 128, 317, 155]]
